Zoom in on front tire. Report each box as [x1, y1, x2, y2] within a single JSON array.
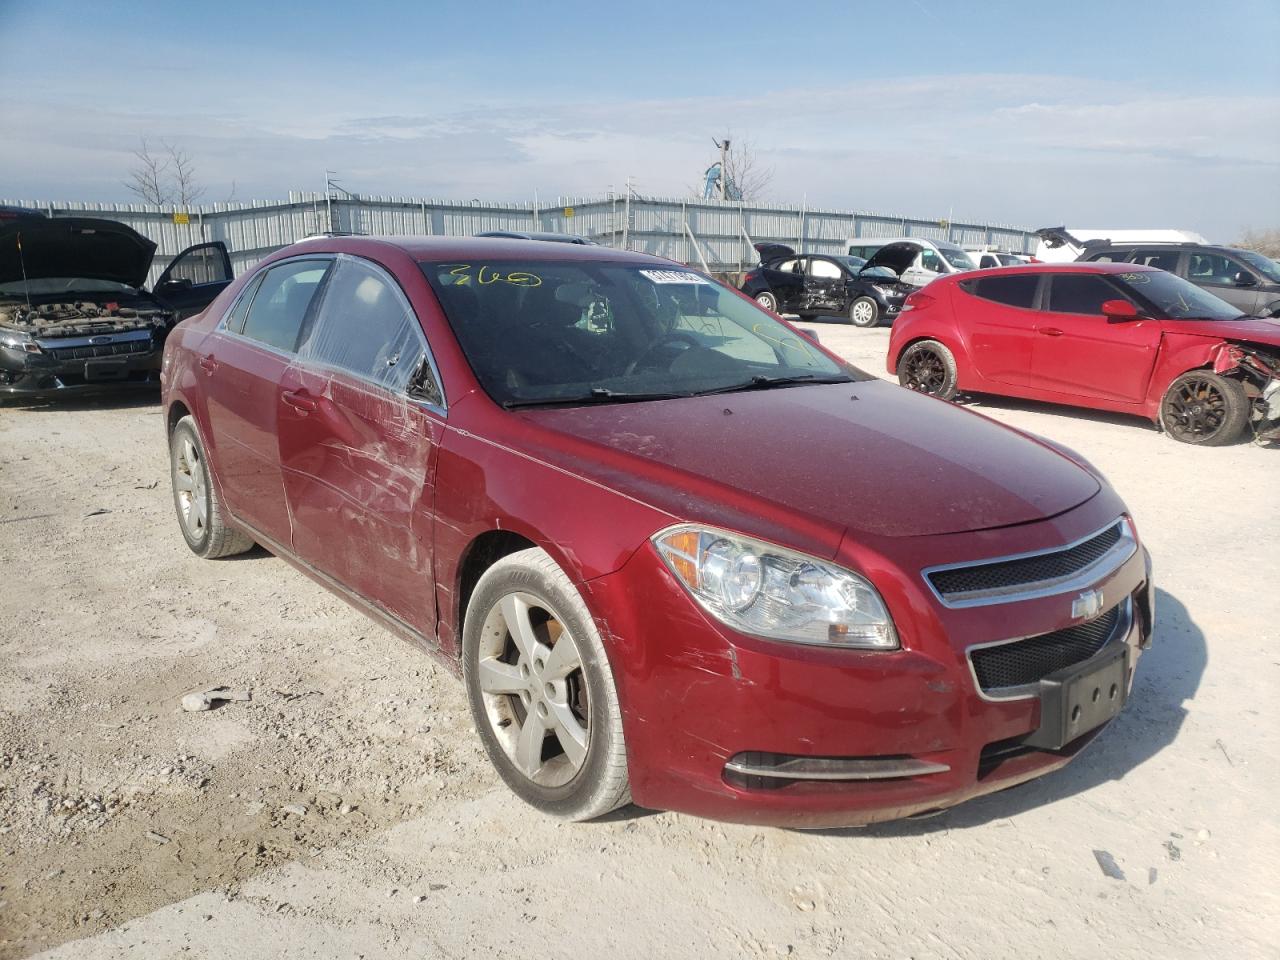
[[169, 416, 255, 558], [1159, 371, 1249, 445], [463, 548, 630, 821], [754, 291, 779, 313], [898, 340, 959, 400], [849, 296, 880, 327]]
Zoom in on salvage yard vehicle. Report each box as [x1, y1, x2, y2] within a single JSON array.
[[889, 263, 1280, 445], [741, 242, 909, 326], [0, 216, 232, 398], [845, 238, 977, 287], [162, 236, 1153, 827]]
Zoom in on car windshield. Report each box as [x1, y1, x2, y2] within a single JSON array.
[[1115, 270, 1244, 320], [937, 246, 978, 270], [420, 260, 861, 406], [0, 278, 138, 296], [834, 255, 866, 270], [1237, 250, 1280, 283]]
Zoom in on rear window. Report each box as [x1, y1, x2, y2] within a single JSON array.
[[967, 274, 1040, 309]]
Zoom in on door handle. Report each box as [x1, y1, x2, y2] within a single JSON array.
[[1039, 327, 1064, 337], [282, 390, 317, 413], [198, 355, 218, 374]]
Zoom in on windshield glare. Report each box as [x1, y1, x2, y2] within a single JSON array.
[[1115, 270, 1243, 320], [938, 246, 978, 270], [420, 261, 859, 405], [1237, 250, 1280, 283]]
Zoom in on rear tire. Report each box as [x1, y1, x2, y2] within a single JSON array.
[[1159, 371, 1249, 445], [849, 296, 880, 328], [169, 416, 255, 559], [898, 340, 959, 400], [463, 548, 631, 821], [754, 291, 779, 313]]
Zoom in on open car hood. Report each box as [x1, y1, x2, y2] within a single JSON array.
[[863, 241, 924, 277], [0, 217, 157, 290], [754, 242, 796, 264]]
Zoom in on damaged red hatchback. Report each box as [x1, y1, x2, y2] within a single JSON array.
[[162, 237, 1153, 827]]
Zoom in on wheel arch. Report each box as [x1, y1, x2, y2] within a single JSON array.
[[453, 530, 540, 654]]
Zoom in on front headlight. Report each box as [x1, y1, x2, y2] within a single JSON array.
[[652, 524, 898, 649], [0, 332, 40, 353]]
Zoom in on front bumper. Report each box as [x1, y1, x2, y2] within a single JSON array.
[[584, 499, 1151, 828], [0, 331, 162, 399]]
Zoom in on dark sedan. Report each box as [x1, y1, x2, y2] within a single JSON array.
[[741, 243, 911, 327]]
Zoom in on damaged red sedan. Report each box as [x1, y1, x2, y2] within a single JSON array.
[[889, 262, 1280, 444], [162, 237, 1153, 827]]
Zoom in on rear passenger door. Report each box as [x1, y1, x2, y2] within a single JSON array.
[[277, 254, 446, 638], [960, 273, 1042, 387], [802, 257, 845, 314], [1030, 273, 1160, 403], [198, 257, 331, 546], [762, 256, 805, 312]]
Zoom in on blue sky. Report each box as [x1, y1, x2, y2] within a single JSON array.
[[2, 0, 1277, 239]]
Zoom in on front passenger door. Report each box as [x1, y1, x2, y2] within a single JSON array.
[[277, 255, 446, 638], [1185, 251, 1261, 315]]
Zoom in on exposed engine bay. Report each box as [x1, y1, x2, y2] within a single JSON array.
[[0, 297, 173, 339], [1216, 341, 1280, 443]]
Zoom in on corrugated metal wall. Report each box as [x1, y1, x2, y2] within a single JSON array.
[[4, 192, 1038, 285]]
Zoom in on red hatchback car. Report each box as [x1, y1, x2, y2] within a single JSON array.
[[888, 263, 1280, 445], [162, 237, 1153, 827]]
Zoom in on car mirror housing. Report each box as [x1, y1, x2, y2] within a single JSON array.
[[1234, 272, 1258, 287], [1101, 299, 1141, 322]]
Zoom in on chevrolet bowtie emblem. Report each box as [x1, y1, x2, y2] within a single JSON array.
[[1072, 589, 1104, 620]]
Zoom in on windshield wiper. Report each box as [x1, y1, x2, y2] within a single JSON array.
[[502, 387, 689, 409], [692, 373, 852, 397]]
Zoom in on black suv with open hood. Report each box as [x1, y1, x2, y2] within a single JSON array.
[[0, 217, 232, 399], [740, 242, 913, 327]]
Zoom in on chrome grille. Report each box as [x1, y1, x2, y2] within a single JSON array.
[[970, 603, 1124, 694], [925, 521, 1134, 607]]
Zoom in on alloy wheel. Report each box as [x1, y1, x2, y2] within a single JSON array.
[[903, 348, 947, 394], [1164, 376, 1228, 442], [755, 292, 778, 312], [850, 299, 877, 326], [475, 592, 590, 788], [173, 436, 208, 540]]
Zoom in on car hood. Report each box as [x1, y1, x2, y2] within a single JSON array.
[[519, 381, 1100, 539], [1162, 316, 1280, 345], [0, 217, 156, 290], [754, 241, 796, 264], [863, 241, 924, 277]]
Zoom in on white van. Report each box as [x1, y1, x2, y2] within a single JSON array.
[[846, 238, 978, 287], [1033, 226, 1209, 263]]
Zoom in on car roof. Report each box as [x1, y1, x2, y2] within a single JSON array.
[[954, 262, 1162, 278], [1086, 241, 1245, 253], [282, 235, 660, 264]]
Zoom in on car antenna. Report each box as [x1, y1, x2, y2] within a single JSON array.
[[15, 231, 32, 311]]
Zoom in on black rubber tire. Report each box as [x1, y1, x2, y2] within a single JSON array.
[[169, 416, 255, 559], [898, 340, 959, 400], [1159, 370, 1249, 445], [849, 296, 881, 328], [754, 291, 779, 313], [462, 548, 631, 821]]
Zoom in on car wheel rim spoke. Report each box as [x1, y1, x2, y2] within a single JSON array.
[[548, 701, 588, 767], [513, 710, 549, 777], [500, 594, 542, 661], [477, 657, 525, 695]]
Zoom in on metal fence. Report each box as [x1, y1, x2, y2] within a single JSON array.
[[3, 191, 1039, 285]]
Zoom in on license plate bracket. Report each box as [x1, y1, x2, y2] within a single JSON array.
[[1023, 641, 1128, 750], [84, 358, 129, 381]]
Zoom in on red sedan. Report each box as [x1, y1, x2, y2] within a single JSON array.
[[162, 237, 1152, 827], [888, 262, 1280, 445]]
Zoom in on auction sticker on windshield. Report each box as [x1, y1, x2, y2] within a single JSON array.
[[640, 269, 708, 284]]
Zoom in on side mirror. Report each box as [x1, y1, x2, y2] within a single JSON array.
[[1101, 299, 1141, 322], [1234, 271, 1258, 287]]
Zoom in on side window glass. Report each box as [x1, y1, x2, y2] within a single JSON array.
[[1186, 252, 1239, 284], [921, 250, 943, 272], [807, 259, 842, 279], [1048, 275, 1124, 315], [222, 273, 264, 333], [973, 275, 1039, 309], [300, 258, 428, 393], [241, 261, 329, 352], [774, 258, 800, 274], [164, 244, 231, 286], [1127, 249, 1179, 271]]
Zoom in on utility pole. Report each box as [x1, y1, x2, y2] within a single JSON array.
[[622, 177, 634, 250], [713, 138, 730, 201]]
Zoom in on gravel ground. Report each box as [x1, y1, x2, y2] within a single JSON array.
[[1, 324, 1277, 959]]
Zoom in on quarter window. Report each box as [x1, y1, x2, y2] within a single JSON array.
[[241, 260, 329, 352], [970, 275, 1039, 309], [299, 257, 428, 393], [807, 258, 842, 279], [1047, 275, 1124, 315], [222, 273, 264, 334], [773, 258, 801, 273]]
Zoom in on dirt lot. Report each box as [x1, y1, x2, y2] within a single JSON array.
[[2, 325, 1277, 960]]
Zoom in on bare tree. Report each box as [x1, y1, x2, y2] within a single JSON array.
[[1236, 227, 1280, 259], [166, 142, 206, 206], [124, 139, 171, 205], [721, 134, 774, 202]]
